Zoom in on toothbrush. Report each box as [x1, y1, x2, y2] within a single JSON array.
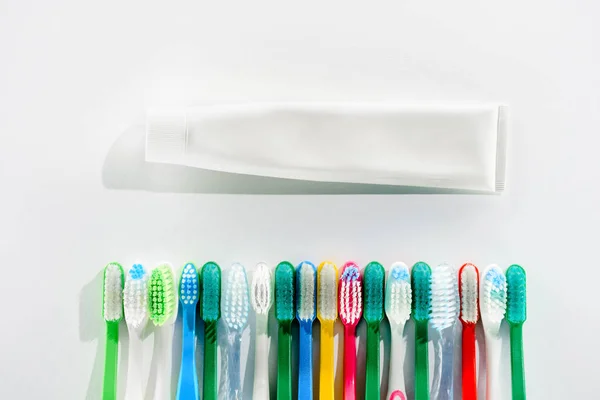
[[296, 261, 317, 400], [222, 263, 250, 400], [458, 264, 479, 400], [338, 261, 363, 400], [148, 263, 179, 400], [364, 261, 385, 400], [506, 265, 527, 400], [250, 262, 273, 400], [430, 264, 459, 400], [412, 261, 432, 400], [480, 265, 507, 400], [201, 262, 222, 400], [275, 261, 295, 400], [317, 261, 338, 400], [385, 262, 412, 400], [102, 262, 124, 400], [123, 264, 149, 400], [177, 263, 200, 400]]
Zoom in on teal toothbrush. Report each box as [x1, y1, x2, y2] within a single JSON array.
[[102, 262, 124, 400], [275, 261, 295, 400], [412, 262, 432, 400], [177, 263, 200, 400], [507, 265, 527, 400], [201, 262, 221, 400], [364, 261, 385, 400]]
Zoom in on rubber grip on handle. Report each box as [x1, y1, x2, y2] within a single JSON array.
[[343, 325, 357, 400], [298, 322, 314, 400], [510, 324, 526, 400], [103, 321, 120, 400], [203, 321, 218, 400], [461, 324, 477, 400], [415, 321, 430, 400], [177, 309, 198, 400], [277, 322, 293, 400], [319, 320, 336, 400]]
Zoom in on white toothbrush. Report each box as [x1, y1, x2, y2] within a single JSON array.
[[250, 262, 273, 400]]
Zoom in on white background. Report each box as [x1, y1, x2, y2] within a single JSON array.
[[1, 1, 599, 399]]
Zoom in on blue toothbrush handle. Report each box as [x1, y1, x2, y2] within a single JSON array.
[[226, 332, 243, 400], [298, 321, 314, 400], [177, 309, 199, 400]]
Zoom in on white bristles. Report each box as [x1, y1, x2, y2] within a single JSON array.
[[385, 262, 412, 326], [339, 266, 362, 326], [317, 262, 337, 321], [431, 263, 459, 330], [224, 263, 250, 332], [460, 264, 479, 324], [297, 262, 316, 322], [480, 265, 507, 328], [251, 262, 273, 315], [103, 263, 123, 322], [123, 264, 148, 330]]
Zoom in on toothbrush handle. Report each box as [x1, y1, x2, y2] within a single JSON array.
[[226, 332, 243, 400], [365, 322, 381, 400], [253, 314, 270, 400], [343, 325, 357, 400], [277, 321, 293, 400], [155, 324, 175, 400], [510, 324, 526, 400], [204, 321, 218, 400], [432, 328, 455, 400], [298, 322, 314, 400], [102, 321, 120, 400], [319, 320, 336, 400], [387, 326, 407, 400], [125, 328, 144, 400], [461, 324, 477, 400], [415, 321, 430, 400], [485, 334, 503, 400], [177, 309, 199, 400]]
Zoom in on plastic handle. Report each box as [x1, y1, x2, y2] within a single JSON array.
[[510, 324, 526, 400], [319, 320, 336, 400], [204, 321, 218, 400], [386, 324, 407, 400], [102, 321, 120, 400], [226, 332, 243, 400], [277, 321, 293, 400], [177, 309, 199, 400], [155, 324, 175, 400], [485, 333, 503, 400], [431, 327, 455, 400], [253, 314, 271, 400], [461, 324, 477, 400], [343, 325, 357, 400], [365, 322, 381, 400], [298, 322, 314, 400], [125, 327, 144, 400], [415, 321, 430, 400]]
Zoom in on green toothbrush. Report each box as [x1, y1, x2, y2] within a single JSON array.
[[201, 262, 221, 400], [507, 264, 527, 400], [102, 262, 124, 400], [275, 261, 295, 400], [412, 262, 432, 400], [364, 261, 385, 400]]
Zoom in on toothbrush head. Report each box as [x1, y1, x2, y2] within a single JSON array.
[[251, 262, 273, 315], [201, 262, 221, 323], [431, 263, 459, 331], [411, 262, 432, 323], [149, 263, 178, 326], [459, 263, 479, 325], [385, 262, 412, 327], [296, 261, 317, 323], [317, 261, 338, 322], [363, 261, 385, 324], [223, 263, 250, 332], [103, 262, 124, 323], [179, 263, 199, 308], [275, 261, 295, 323], [480, 264, 507, 333], [123, 263, 148, 330], [338, 262, 363, 327], [506, 264, 526, 326]]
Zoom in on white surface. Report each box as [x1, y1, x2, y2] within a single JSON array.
[[1, 1, 599, 399]]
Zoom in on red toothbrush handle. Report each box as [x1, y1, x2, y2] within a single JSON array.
[[343, 325, 357, 400], [462, 323, 477, 400]]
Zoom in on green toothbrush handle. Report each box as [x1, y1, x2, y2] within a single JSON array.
[[102, 321, 119, 400], [510, 324, 526, 400], [277, 322, 292, 400], [204, 321, 218, 400], [365, 322, 380, 400], [415, 321, 429, 400]]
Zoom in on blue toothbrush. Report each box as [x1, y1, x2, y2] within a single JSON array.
[[177, 263, 200, 400], [296, 261, 317, 400]]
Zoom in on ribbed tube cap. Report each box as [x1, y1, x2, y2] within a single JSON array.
[[145, 109, 187, 163]]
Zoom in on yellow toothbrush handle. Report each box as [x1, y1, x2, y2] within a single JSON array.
[[319, 320, 336, 400]]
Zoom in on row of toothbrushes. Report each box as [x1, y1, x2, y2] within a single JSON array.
[[101, 260, 526, 400]]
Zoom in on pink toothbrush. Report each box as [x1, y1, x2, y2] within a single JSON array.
[[338, 262, 363, 400]]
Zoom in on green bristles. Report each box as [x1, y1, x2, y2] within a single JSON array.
[[506, 264, 526, 325], [275, 261, 295, 322], [412, 261, 432, 322], [148, 264, 177, 326], [363, 261, 385, 323], [201, 262, 221, 322]]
